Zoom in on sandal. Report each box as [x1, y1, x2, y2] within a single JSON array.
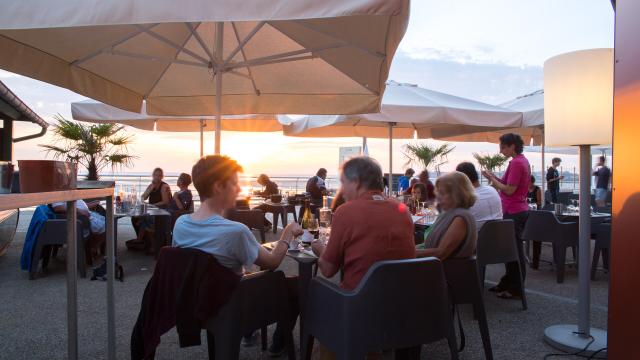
[[497, 290, 521, 300], [488, 284, 506, 293]]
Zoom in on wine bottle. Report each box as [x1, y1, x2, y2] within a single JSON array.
[[301, 199, 312, 229], [319, 195, 332, 228]]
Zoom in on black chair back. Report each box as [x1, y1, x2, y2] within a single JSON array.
[[477, 219, 519, 266]]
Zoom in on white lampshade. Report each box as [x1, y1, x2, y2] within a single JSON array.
[[543, 48, 614, 147]]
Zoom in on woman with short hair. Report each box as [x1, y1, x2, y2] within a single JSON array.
[[416, 171, 477, 259]]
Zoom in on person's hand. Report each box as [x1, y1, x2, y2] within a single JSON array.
[[481, 170, 494, 180], [559, 175, 565, 180], [311, 240, 325, 257], [284, 223, 303, 238]]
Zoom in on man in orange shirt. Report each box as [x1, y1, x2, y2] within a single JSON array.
[[312, 156, 415, 290]]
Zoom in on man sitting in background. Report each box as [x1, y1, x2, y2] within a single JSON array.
[[456, 162, 503, 230], [256, 174, 279, 198]]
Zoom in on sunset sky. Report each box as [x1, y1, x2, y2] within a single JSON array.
[[3, 0, 614, 178]]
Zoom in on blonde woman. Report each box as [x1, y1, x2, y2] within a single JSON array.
[[416, 171, 477, 259]]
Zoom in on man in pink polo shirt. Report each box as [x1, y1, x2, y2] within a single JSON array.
[[482, 133, 530, 300]]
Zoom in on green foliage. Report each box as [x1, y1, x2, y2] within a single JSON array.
[[403, 142, 455, 175], [473, 152, 507, 172], [40, 114, 137, 180]]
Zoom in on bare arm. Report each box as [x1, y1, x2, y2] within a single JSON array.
[[416, 217, 467, 259], [141, 184, 154, 200], [311, 241, 340, 278], [52, 203, 90, 217], [536, 188, 542, 206], [483, 172, 517, 196], [254, 223, 303, 270], [151, 184, 172, 207], [173, 192, 185, 210]]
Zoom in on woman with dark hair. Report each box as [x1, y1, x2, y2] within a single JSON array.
[[256, 174, 279, 198], [418, 170, 436, 202], [527, 175, 542, 208], [481, 133, 530, 300]]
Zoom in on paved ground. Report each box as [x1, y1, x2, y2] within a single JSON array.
[[0, 210, 609, 359]]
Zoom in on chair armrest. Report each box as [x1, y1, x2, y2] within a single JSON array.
[[241, 270, 271, 281]]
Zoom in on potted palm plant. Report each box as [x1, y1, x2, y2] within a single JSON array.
[[473, 152, 508, 173], [39, 115, 137, 180], [403, 142, 455, 175]]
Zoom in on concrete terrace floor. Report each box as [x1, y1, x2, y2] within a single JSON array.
[[0, 210, 609, 360]]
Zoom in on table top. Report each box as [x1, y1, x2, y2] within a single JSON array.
[[263, 242, 318, 263], [115, 208, 171, 218], [559, 212, 611, 218], [412, 215, 435, 226], [0, 187, 114, 211]]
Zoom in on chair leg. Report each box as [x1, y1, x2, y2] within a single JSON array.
[[554, 246, 567, 283], [591, 246, 601, 280], [301, 334, 314, 360], [473, 300, 494, 360], [446, 328, 460, 360], [272, 211, 280, 234], [260, 326, 268, 351], [214, 335, 242, 360], [479, 266, 486, 289], [602, 248, 610, 271], [518, 265, 528, 310], [260, 229, 266, 244], [571, 246, 578, 264], [531, 241, 541, 269], [206, 331, 216, 360]]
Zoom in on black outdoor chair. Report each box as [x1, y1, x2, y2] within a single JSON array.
[[301, 258, 458, 360], [29, 215, 90, 279], [226, 209, 266, 243], [206, 270, 295, 360], [476, 219, 528, 310], [591, 222, 611, 280], [443, 257, 493, 360], [522, 210, 578, 283]]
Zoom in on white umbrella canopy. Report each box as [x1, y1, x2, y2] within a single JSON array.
[[0, 0, 409, 153], [281, 81, 524, 139], [442, 90, 544, 145], [71, 99, 283, 132], [281, 81, 523, 188]]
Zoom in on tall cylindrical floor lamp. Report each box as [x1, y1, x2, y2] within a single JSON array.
[[543, 48, 613, 357]]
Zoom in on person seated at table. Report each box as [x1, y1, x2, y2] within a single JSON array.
[[312, 157, 415, 289], [168, 173, 193, 222], [404, 177, 419, 195], [51, 199, 106, 259], [256, 174, 279, 198], [408, 183, 427, 214], [456, 162, 503, 230], [416, 171, 477, 259], [527, 175, 542, 209], [398, 168, 415, 194], [306, 168, 328, 205], [131, 168, 172, 241], [172, 155, 303, 356], [418, 170, 436, 202]]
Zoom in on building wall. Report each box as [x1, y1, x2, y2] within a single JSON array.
[[609, 0, 640, 358]]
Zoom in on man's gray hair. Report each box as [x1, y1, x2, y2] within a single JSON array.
[[341, 156, 384, 191]]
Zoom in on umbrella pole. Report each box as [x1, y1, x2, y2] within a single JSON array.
[[362, 137, 367, 156], [200, 118, 204, 157], [214, 22, 224, 155], [388, 123, 394, 195], [541, 132, 546, 206]]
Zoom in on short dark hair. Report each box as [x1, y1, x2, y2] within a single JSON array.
[[599, 156, 606, 163], [316, 168, 327, 177], [455, 162, 479, 183], [178, 173, 192, 186], [405, 168, 415, 177], [341, 156, 384, 191], [192, 155, 243, 201], [418, 169, 429, 180], [152, 167, 164, 176], [552, 157, 561, 164], [530, 175, 536, 184], [499, 133, 524, 154]]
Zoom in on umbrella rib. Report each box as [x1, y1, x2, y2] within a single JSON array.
[[223, 21, 265, 66], [185, 22, 214, 62], [231, 22, 260, 95], [292, 20, 385, 59], [134, 25, 210, 65], [225, 44, 342, 70], [227, 54, 314, 70], [109, 49, 208, 68], [71, 24, 158, 67]]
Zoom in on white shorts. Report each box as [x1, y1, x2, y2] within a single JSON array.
[[595, 188, 608, 201]]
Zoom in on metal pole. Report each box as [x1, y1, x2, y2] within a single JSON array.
[[66, 201, 78, 360], [388, 123, 393, 193], [362, 137, 367, 156], [200, 119, 204, 157], [214, 22, 224, 155], [578, 145, 592, 336], [541, 134, 546, 206], [106, 195, 115, 360]]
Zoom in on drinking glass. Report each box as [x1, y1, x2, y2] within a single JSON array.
[[308, 218, 319, 232]]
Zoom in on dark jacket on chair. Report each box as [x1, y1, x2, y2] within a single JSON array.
[[131, 246, 241, 360]]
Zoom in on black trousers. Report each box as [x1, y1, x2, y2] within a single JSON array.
[[499, 211, 529, 294], [549, 188, 559, 203]]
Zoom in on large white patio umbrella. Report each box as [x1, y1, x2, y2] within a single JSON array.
[[281, 81, 523, 187], [0, 0, 409, 155], [0, 2, 409, 359], [71, 99, 284, 156]]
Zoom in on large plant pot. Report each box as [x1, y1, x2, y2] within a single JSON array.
[[17, 160, 77, 193]]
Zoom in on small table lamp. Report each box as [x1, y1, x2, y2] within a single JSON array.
[[543, 48, 613, 357]]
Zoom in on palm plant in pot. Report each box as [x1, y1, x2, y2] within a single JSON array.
[[403, 142, 455, 175], [473, 152, 508, 173], [40, 115, 137, 180]]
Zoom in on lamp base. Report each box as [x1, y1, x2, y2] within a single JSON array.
[[544, 324, 607, 358]]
